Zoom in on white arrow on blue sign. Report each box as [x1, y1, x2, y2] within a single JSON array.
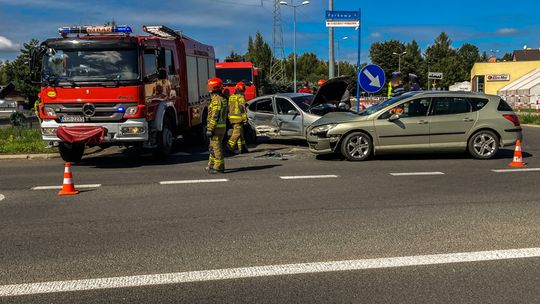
[[359, 64, 386, 93]]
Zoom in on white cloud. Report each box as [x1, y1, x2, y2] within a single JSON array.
[[0, 36, 18, 52], [497, 28, 518, 35], [370, 32, 382, 39]]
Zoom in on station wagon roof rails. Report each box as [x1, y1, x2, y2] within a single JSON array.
[[142, 25, 196, 42]]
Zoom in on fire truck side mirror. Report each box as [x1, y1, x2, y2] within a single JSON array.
[[29, 46, 46, 84], [158, 68, 167, 80]]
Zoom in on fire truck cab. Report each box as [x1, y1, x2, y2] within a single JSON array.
[[215, 61, 260, 101], [31, 25, 215, 161]]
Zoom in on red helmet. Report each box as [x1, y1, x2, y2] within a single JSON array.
[[207, 77, 223, 92], [317, 79, 326, 87], [235, 81, 246, 92]]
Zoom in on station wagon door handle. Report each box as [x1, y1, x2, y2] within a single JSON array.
[[463, 118, 474, 122], [417, 120, 428, 125]]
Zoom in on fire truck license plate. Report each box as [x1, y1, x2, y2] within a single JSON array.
[[61, 116, 85, 123]]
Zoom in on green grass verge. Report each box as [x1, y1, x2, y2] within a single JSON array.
[[0, 127, 57, 154], [519, 113, 540, 125]]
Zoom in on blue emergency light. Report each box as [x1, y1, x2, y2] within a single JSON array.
[[58, 25, 132, 35], [116, 107, 125, 113]]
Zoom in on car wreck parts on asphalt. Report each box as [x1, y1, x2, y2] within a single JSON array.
[[307, 92, 523, 161], [30, 25, 215, 162]]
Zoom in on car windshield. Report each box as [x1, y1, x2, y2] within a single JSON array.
[[291, 95, 313, 112], [216, 68, 253, 85], [357, 93, 418, 116], [43, 49, 139, 83]]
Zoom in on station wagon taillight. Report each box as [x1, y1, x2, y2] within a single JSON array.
[[503, 114, 520, 126]]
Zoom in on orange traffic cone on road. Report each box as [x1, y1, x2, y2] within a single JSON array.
[[508, 140, 526, 167], [58, 162, 79, 196]]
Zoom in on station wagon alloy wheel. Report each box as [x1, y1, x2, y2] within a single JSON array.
[[341, 132, 372, 161], [468, 130, 499, 159]]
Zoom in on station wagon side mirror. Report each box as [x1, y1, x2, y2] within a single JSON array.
[[287, 109, 299, 115], [388, 114, 400, 122]]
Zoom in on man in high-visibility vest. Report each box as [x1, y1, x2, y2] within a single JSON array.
[[226, 81, 249, 154], [206, 77, 228, 174]]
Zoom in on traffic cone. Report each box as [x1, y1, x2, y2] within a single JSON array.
[[508, 140, 526, 167], [58, 162, 79, 196]]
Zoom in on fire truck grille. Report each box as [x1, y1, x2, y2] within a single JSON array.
[[49, 103, 138, 123]]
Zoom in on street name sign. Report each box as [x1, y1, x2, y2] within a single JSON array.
[[325, 10, 360, 28], [428, 72, 443, 80]]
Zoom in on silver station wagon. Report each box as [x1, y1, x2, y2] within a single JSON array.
[[307, 91, 522, 161]]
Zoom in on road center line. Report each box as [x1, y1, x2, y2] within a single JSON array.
[[160, 179, 229, 185], [280, 175, 339, 180], [31, 184, 102, 190], [492, 168, 540, 173], [390, 172, 445, 176], [1, 247, 539, 297]]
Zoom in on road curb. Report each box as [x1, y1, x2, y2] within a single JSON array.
[[0, 153, 60, 160], [523, 124, 540, 128]]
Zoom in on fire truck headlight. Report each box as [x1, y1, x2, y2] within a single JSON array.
[[125, 106, 138, 116], [43, 106, 56, 117], [41, 127, 57, 136], [121, 126, 146, 134]]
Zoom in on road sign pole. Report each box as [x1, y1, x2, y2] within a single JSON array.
[[329, 0, 334, 79], [356, 8, 361, 112]]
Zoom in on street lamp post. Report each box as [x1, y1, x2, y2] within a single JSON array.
[[336, 36, 348, 76], [280, 0, 310, 93], [392, 51, 407, 72]]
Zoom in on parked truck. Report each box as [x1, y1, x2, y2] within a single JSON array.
[[215, 61, 260, 101], [30, 25, 215, 162]]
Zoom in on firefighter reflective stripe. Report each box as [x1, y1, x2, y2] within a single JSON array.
[[228, 94, 246, 124], [387, 82, 392, 98], [208, 94, 228, 131]]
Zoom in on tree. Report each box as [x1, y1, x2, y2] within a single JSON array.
[[244, 32, 272, 75], [457, 43, 480, 81], [369, 40, 406, 83], [1, 39, 41, 104], [501, 52, 513, 62], [400, 40, 425, 88], [425, 32, 463, 88], [225, 50, 243, 62], [479, 51, 488, 62]]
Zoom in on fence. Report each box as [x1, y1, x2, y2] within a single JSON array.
[[500, 95, 540, 114]]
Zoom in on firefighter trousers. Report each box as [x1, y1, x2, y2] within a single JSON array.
[[208, 128, 226, 171], [227, 123, 245, 151]]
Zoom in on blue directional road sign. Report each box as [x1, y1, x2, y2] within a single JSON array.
[[359, 64, 386, 93]]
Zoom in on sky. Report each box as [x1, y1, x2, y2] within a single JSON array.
[[0, 0, 539, 64]]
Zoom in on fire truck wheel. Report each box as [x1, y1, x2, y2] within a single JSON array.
[[58, 142, 85, 163], [154, 117, 174, 158]]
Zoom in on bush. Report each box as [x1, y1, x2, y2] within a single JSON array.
[[519, 113, 540, 125], [9, 112, 27, 127]]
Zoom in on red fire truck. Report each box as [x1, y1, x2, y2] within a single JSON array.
[[31, 25, 215, 161], [215, 61, 260, 101]]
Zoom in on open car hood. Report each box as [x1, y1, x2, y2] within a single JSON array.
[[309, 76, 355, 116]]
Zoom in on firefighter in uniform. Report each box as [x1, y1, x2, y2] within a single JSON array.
[[206, 77, 228, 174], [226, 82, 249, 154]]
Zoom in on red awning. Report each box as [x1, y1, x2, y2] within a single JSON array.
[[57, 126, 106, 145]]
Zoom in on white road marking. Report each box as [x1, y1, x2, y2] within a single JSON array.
[[390, 172, 445, 176], [31, 184, 101, 190], [0, 194, 4, 201], [280, 175, 339, 180], [1, 247, 539, 297], [160, 179, 229, 185], [492, 168, 540, 173]]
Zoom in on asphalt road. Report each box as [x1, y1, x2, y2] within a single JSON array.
[[1, 126, 540, 303]]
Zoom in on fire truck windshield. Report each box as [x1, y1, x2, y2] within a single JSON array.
[[43, 49, 139, 85], [216, 68, 253, 86]]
